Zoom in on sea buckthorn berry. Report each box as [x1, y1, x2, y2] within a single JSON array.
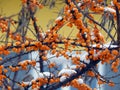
[[0, 57, 2, 61], [41, 56, 47, 61], [7, 86, 11, 90], [108, 82, 115, 87], [112, 50, 119, 55], [3, 69, 8, 73]]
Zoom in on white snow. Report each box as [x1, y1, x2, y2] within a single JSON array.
[[84, 32, 87, 38], [90, 32, 95, 40], [56, 16, 63, 21], [30, 72, 47, 79], [67, 10, 70, 13], [46, 53, 71, 68], [83, 59, 90, 64], [103, 44, 118, 48], [58, 68, 77, 76], [77, 2, 82, 7], [38, 73, 44, 78], [104, 7, 116, 13], [18, 60, 31, 64], [40, 33, 46, 39], [79, 51, 90, 64], [91, 43, 118, 49], [77, 78, 84, 84], [33, 72, 53, 79], [111, 1, 114, 6], [29, 51, 39, 61], [22, 81, 32, 85], [60, 76, 67, 82], [47, 29, 50, 32], [43, 72, 53, 78], [70, 65, 77, 70], [93, 50, 101, 57]]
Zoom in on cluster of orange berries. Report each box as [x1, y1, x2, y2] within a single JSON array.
[[20, 77, 60, 89], [44, 26, 64, 43], [9, 33, 22, 41], [27, 41, 50, 51], [9, 66, 20, 72], [18, 60, 36, 69], [31, 78, 48, 89], [7, 60, 36, 72], [111, 58, 120, 72], [99, 49, 118, 64], [93, 27, 105, 43], [72, 56, 80, 65], [7, 40, 50, 54], [0, 19, 8, 32], [97, 78, 115, 87], [90, 1, 105, 13], [70, 79, 92, 90], [0, 65, 8, 87], [87, 70, 95, 77], [0, 49, 10, 56], [64, 2, 93, 47], [31, 78, 60, 89]]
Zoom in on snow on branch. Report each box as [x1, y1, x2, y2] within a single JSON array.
[[58, 68, 77, 76]]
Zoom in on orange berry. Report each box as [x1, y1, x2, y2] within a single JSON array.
[[41, 56, 47, 61], [15, 41, 21, 46], [112, 50, 119, 55], [15, 67, 19, 71], [7, 86, 11, 90], [7, 43, 12, 47], [25, 40, 29, 46], [81, 43, 86, 46], [51, 49, 56, 55], [21, 0, 27, 4], [3, 69, 8, 73], [48, 63, 55, 68], [0, 57, 2, 61], [108, 82, 115, 87], [87, 71, 95, 77], [31, 60, 36, 66]]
